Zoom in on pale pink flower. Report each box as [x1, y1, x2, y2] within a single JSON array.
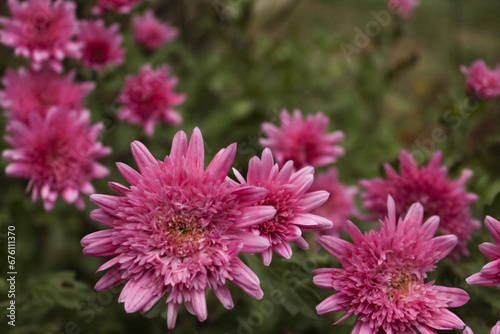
[[461, 60, 500, 100], [81, 128, 277, 329], [231, 148, 332, 265], [360, 150, 479, 259], [260, 110, 344, 169], [0, 0, 81, 72], [463, 327, 474, 334], [118, 64, 185, 136], [308, 168, 358, 237], [462, 322, 500, 334], [132, 10, 178, 50], [314, 196, 469, 333], [0, 67, 95, 123], [388, 0, 419, 18], [467, 216, 500, 286], [78, 20, 124, 71], [93, 0, 142, 15], [2, 108, 110, 210]]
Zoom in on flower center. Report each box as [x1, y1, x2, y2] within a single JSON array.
[[389, 272, 417, 290], [155, 215, 207, 259]]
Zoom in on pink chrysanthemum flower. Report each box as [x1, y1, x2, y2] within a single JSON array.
[[0, 67, 95, 123], [461, 60, 500, 100], [259, 109, 344, 169], [466, 216, 500, 286], [93, 0, 142, 15], [308, 168, 358, 237], [388, 0, 419, 18], [230, 148, 332, 265], [81, 128, 277, 329], [360, 150, 479, 259], [313, 196, 469, 333], [2, 108, 110, 210], [132, 10, 178, 50], [0, 0, 81, 72], [78, 20, 124, 71], [463, 322, 500, 334], [118, 64, 185, 136]]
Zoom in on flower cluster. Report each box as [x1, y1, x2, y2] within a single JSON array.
[[2, 1, 498, 332], [82, 128, 332, 327], [1, 0, 184, 210]]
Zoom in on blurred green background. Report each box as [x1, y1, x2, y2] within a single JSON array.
[[1, 0, 500, 333]]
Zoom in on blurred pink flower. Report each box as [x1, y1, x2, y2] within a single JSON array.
[[360, 150, 479, 259], [231, 148, 332, 265], [388, 0, 419, 18], [308, 168, 358, 237], [0, 0, 81, 72], [260, 110, 344, 169], [314, 196, 469, 333], [81, 128, 276, 329], [133, 10, 178, 50], [461, 60, 500, 100], [118, 64, 185, 136], [463, 322, 500, 334], [93, 0, 142, 15], [467, 216, 500, 286], [78, 20, 124, 71], [0, 67, 94, 123], [2, 108, 110, 210]]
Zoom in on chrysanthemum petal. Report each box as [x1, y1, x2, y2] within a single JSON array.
[[433, 286, 470, 307], [318, 235, 350, 259], [167, 302, 179, 330], [131, 141, 158, 174], [186, 127, 204, 172], [485, 216, 500, 245], [239, 232, 271, 253], [235, 206, 277, 229], [213, 285, 234, 309], [316, 293, 349, 314]]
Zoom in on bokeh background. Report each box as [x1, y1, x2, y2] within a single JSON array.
[[1, 0, 500, 333]]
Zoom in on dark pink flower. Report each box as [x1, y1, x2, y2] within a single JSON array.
[[314, 196, 469, 333], [0, 67, 95, 123], [78, 20, 124, 71], [0, 0, 81, 72], [132, 10, 178, 50], [2, 108, 110, 210], [231, 148, 332, 265], [260, 109, 344, 169], [461, 60, 500, 100], [388, 0, 419, 18], [81, 128, 277, 329], [93, 0, 142, 15], [360, 150, 479, 259], [308, 168, 358, 237], [467, 216, 500, 287], [118, 64, 185, 136]]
